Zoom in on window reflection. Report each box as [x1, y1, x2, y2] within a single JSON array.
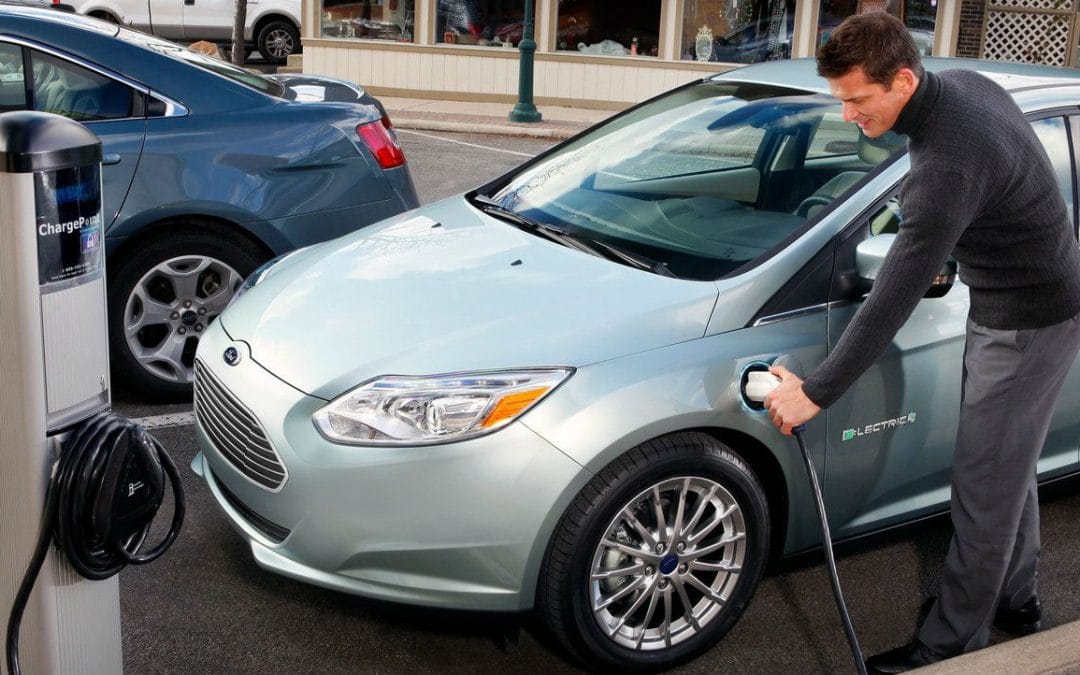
[[818, 0, 935, 55], [681, 0, 795, 63], [556, 0, 661, 57], [321, 0, 416, 41], [436, 0, 526, 46]]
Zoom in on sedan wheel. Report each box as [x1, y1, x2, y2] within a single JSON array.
[[108, 228, 265, 400], [537, 432, 770, 671]]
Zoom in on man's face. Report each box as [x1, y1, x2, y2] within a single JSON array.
[[828, 66, 918, 138]]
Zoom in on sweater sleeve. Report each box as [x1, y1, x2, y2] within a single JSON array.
[[801, 168, 977, 408]]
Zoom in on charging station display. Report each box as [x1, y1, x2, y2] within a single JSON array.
[[34, 164, 103, 286]]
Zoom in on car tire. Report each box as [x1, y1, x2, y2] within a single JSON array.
[[256, 20, 299, 64], [536, 432, 770, 672], [107, 227, 266, 401]]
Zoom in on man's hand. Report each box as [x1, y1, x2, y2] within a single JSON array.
[[763, 365, 822, 436]]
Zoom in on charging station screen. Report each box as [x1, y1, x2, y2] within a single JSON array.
[[35, 164, 104, 286]]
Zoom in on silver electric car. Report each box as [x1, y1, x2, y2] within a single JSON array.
[[192, 58, 1080, 671]]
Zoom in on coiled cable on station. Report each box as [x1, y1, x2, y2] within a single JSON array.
[[5, 412, 185, 675]]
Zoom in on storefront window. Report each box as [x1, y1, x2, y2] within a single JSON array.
[[681, 0, 795, 63], [436, 0, 527, 46], [818, 0, 936, 55], [556, 0, 661, 57], [321, 0, 416, 41]]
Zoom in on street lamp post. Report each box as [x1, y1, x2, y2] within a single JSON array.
[[509, 0, 542, 123]]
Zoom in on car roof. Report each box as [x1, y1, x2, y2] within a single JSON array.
[[0, 4, 124, 38], [713, 57, 1080, 95]]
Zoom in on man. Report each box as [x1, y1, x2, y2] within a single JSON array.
[[763, 11, 1080, 674]]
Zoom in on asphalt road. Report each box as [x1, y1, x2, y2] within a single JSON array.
[[109, 129, 1080, 674]]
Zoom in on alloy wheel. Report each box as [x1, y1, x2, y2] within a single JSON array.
[[122, 255, 243, 385], [588, 476, 747, 651]]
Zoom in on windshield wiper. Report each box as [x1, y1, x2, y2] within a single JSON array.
[[587, 238, 678, 278], [470, 194, 603, 256], [471, 193, 678, 278]]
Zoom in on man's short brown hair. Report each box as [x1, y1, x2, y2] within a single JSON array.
[[817, 12, 925, 87]]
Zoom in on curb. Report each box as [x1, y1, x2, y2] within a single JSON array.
[[389, 116, 586, 140], [913, 621, 1080, 675]]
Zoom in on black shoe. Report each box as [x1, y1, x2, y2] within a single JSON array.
[[866, 640, 947, 674], [918, 595, 1042, 635], [995, 596, 1041, 635]]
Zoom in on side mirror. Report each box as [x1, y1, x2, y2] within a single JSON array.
[[854, 234, 957, 298]]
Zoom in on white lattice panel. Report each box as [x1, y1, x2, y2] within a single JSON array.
[[982, 10, 1071, 65], [990, 0, 1072, 10]]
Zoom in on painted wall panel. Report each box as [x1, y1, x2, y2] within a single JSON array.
[[305, 46, 713, 104]]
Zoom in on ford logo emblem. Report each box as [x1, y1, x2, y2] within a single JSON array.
[[223, 346, 241, 366]]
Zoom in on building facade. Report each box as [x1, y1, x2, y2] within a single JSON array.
[[298, 0, 1080, 108]]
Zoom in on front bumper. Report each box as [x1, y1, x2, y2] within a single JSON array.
[[192, 322, 588, 611]]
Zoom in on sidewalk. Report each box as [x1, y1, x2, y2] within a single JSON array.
[[917, 622, 1080, 674], [380, 96, 621, 139], [379, 93, 1080, 675]]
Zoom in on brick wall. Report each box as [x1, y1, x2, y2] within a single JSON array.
[[957, 0, 987, 58]]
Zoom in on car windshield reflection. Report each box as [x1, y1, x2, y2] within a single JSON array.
[[484, 81, 906, 280]]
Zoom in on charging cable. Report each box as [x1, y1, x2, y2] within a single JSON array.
[[745, 370, 867, 675], [5, 412, 185, 675]]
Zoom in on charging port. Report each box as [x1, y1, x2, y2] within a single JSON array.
[[740, 361, 773, 411]]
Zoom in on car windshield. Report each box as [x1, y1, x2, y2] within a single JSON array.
[[480, 80, 906, 280], [114, 26, 286, 97]]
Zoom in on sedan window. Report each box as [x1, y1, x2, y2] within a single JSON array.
[[114, 27, 287, 98], [30, 51, 133, 121], [1030, 117, 1074, 228], [0, 42, 26, 113], [485, 81, 906, 280]]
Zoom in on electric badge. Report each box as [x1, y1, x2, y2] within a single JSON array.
[[842, 412, 917, 441]]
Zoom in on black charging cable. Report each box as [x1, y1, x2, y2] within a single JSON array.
[[792, 424, 867, 675], [5, 412, 185, 675]]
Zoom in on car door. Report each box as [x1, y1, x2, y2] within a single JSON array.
[[823, 114, 1080, 538], [178, 0, 235, 41], [25, 47, 147, 229], [148, 0, 186, 39]]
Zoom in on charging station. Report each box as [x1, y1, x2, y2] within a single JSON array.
[[1, 111, 124, 674]]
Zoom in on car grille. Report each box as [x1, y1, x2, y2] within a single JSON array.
[[194, 358, 288, 491]]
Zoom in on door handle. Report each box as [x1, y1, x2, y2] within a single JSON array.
[[102, 153, 122, 165]]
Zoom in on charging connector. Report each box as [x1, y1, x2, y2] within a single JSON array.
[[744, 370, 782, 405], [740, 364, 867, 674], [5, 412, 184, 675]]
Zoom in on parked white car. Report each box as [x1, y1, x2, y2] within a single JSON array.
[[69, 0, 300, 62]]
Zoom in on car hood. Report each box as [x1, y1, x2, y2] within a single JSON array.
[[221, 197, 719, 399]]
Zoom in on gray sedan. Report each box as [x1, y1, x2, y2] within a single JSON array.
[[193, 58, 1080, 671]]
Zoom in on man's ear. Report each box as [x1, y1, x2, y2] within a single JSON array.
[[892, 67, 919, 95]]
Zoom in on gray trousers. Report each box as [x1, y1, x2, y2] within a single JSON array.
[[918, 313, 1080, 655]]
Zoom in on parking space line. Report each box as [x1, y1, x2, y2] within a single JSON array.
[[130, 412, 195, 429], [395, 129, 535, 157]]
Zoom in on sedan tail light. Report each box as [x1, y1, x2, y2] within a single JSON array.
[[357, 117, 406, 169]]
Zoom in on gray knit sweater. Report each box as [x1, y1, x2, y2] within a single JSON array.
[[802, 69, 1080, 409]]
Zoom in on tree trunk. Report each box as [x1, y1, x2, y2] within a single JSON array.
[[232, 0, 247, 65]]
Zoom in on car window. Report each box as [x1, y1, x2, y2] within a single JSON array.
[[1030, 117, 1074, 227], [485, 81, 905, 280], [866, 117, 1074, 239], [0, 42, 26, 113], [30, 51, 134, 121], [114, 26, 287, 98]]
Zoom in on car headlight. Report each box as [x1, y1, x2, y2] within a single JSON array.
[[312, 368, 573, 446]]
